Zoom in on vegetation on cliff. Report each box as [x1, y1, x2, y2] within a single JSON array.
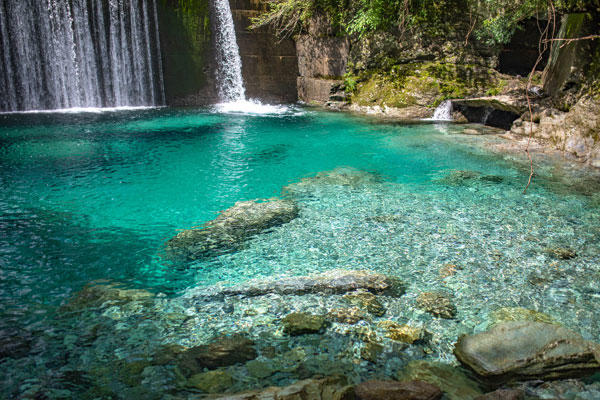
[[252, 0, 598, 44]]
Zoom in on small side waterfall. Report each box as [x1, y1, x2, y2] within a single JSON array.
[[0, 0, 164, 112], [212, 0, 246, 102], [431, 100, 454, 121]]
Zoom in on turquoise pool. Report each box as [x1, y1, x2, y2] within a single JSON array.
[[1, 107, 599, 398]]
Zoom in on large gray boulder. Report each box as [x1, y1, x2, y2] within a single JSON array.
[[454, 321, 600, 385], [166, 199, 299, 260]]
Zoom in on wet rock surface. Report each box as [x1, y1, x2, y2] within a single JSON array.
[[545, 246, 578, 260], [205, 376, 349, 400], [282, 167, 383, 196], [474, 389, 524, 400], [354, 379, 443, 400], [186, 269, 406, 300], [416, 292, 457, 319], [398, 360, 484, 400], [282, 312, 329, 336], [61, 281, 154, 312], [454, 321, 600, 384], [166, 334, 258, 375], [187, 370, 233, 393], [436, 170, 504, 186], [489, 307, 556, 326], [166, 199, 300, 260], [342, 289, 386, 316], [0, 328, 32, 359], [378, 321, 426, 344]]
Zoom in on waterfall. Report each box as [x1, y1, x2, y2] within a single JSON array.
[[431, 100, 453, 121], [0, 0, 164, 112], [212, 0, 246, 102]]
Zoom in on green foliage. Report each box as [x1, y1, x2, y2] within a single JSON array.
[[343, 72, 358, 92], [253, 0, 599, 45]]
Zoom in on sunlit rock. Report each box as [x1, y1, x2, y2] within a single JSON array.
[[489, 307, 557, 327], [282, 312, 329, 336], [454, 321, 600, 384], [416, 292, 457, 319], [378, 321, 426, 344], [342, 289, 386, 316], [187, 269, 405, 299]]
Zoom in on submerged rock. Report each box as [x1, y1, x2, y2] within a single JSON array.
[[439, 263, 462, 279], [282, 312, 329, 336], [474, 389, 524, 400], [489, 307, 556, 326], [166, 199, 299, 260], [342, 289, 386, 316], [187, 370, 233, 393], [398, 360, 484, 400], [283, 167, 383, 196], [164, 334, 257, 376], [327, 307, 368, 324], [0, 328, 32, 359], [360, 342, 384, 363], [378, 321, 426, 344], [436, 170, 504, 186], [545, 246, 577, 260], [61, 280, 154, 312], [205, 376, 348, 400], [355, 380, 443, 400], [454, 321, 600, 384], [416, 292, 457, 319], [188, 269, 405, 300]]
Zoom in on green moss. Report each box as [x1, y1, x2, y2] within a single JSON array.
[[158, 0, 211, 101], [349, 62, 500, 109]]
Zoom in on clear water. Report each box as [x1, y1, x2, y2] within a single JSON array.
[[1, 108, 600, 398]]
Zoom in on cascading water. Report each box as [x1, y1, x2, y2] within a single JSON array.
[[212, 0, 246, 102], [431, 100, 454, 121], [211, 0, 295, 115], [0, 0, 164, 112]]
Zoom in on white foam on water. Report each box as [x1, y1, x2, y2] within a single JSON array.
[[213, 100, 304, 116], [0, 106, 161, 115]]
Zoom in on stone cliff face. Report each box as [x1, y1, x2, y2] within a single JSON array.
[[158, 0, 215, 105], [157, 0, 298, 104], [230, 0, 298, 102], [296, 35, 349, 104]]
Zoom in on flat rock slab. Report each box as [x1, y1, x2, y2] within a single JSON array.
[[205, 376, 348, 400], [454, 321, 600, 385], [282, 167, 383, 196], [185, 269, 405, 300], [166, 199, 299, 260], [355, 380, 443, 400]]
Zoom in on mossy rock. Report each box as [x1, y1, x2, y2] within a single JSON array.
[[61, 281, 154, 312], [187, 370, 233, 393], [282, 312, 329, 336]]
